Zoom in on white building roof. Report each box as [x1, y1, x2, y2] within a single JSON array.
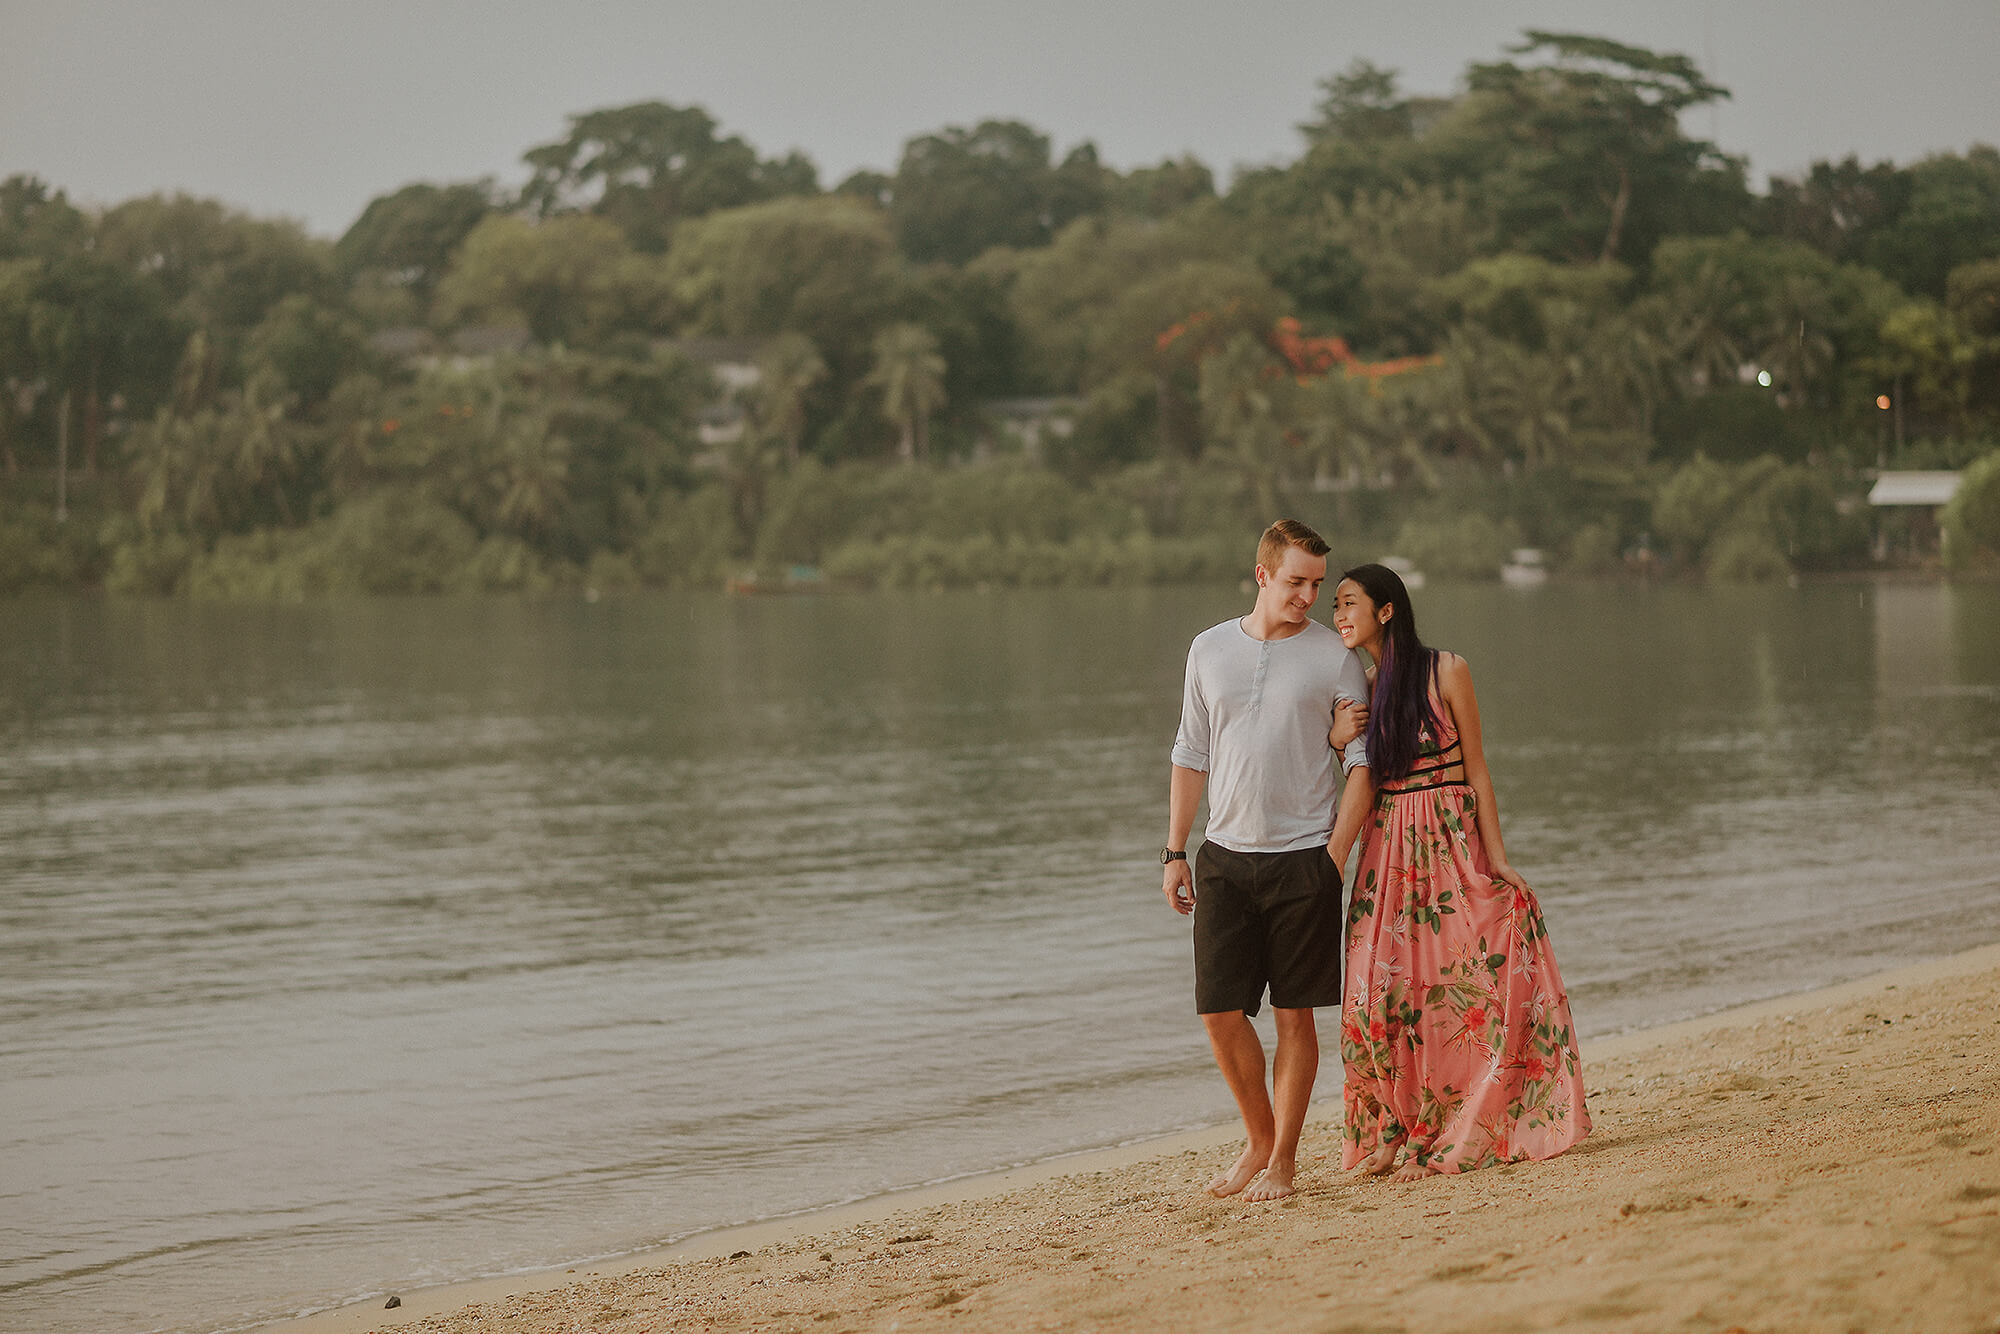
[[1868, 471, 1962, 507]]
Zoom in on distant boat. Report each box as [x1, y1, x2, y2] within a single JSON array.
[[726, 565, 827, 595], [1500, 548, 1549, 587], [1380, 554, 1426, 590]]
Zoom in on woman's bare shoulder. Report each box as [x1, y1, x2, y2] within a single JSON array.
[[1434, 650, 1476, 700]]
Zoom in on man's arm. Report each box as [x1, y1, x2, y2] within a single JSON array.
[[1332, 647, 1372, 774], [1164, 639, 1211, 916], [1325, 764, 1373, 875], [1163, 764, 1205, 915]]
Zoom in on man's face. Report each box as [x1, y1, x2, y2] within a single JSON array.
[[1257, 546, 1327, 624]]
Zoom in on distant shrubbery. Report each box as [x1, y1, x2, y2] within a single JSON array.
[[1391, 513, 1521, 582], [1943, 452, 2000, 568], [4, 31, 1999, 595], [822, 531, 1241, 589], [1653, 455, 1869, 580]]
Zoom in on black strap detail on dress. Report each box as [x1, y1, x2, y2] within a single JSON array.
[[1378, 777, 1469, 797], [1380, 739, 1464, 796], [1400, 740, 1462, 778]]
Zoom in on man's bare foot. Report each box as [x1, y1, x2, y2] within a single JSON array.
[[1242, 1159, 1295, 1202], [1207, 1144, 1268, 1197], [1392, 1158, 1436, 1183], [1357, 1139, 1400, 1176]]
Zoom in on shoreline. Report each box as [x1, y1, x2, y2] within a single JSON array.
[[11, 566, 1999, 606], [264, 938, 2000, 1334]]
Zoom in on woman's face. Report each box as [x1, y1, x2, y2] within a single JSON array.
[[1330, 578, 1387, 652]]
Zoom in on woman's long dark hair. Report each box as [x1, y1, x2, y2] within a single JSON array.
[[1341, 563, 1439, 783]]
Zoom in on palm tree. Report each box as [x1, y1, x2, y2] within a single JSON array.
[[753, 332, 826, 464], [132, 406, 230, 533], [865, 323, 947, 462], [1491, 343, 1577, 471], [321, 376, 385, 501], [1411, 327, 1502, 472], [492, 412, 571, 539], [1756, 275, 1835, 408], [1661, 259, 1747, 392], [1583, 306, 1674, 438], [227, 371, 300, 525], [451, 380, 570, 541], [1300, 370, 1383, 493], [26, 296, 80, 520], [1374, 376, 1447, 486], [1199, 332, 1297, 517], [716, 421, 782, 548]]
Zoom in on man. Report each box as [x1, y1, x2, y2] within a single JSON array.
[[1161, 518, 1373, 1201]]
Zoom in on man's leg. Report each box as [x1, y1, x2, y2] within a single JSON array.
[[1248, 847, 1346, 1198], [1201, 1009, 1273, 1197], [1193, 845, 1276, 1197], [1244, 1007, 1318, 1201]]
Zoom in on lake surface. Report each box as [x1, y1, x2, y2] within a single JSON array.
[[2, 582, 1996, 1334]]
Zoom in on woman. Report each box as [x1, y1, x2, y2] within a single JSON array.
[[1329, 563, 1589, 1181]]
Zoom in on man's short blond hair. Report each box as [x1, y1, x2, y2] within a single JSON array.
[[1256, 518, 1330, 574]]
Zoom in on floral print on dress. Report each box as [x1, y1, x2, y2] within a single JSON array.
[[1339, 707, 1590, 1173]]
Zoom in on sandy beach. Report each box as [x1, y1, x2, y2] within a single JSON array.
[[272, 943, 2000, 1334]]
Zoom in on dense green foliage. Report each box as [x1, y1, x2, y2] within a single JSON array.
[[1943, 451, 2000, 567], [4, 32, 1999, 597]]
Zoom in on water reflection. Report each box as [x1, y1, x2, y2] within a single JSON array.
[[0, 581, 1995, 1334]]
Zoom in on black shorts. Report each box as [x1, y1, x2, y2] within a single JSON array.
[[1193, 842, 1345, 1016]]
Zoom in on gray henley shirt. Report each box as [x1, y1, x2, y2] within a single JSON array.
[[1171, 616, 1371, 855]]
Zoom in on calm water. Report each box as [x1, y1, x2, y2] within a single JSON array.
[[2, 583, 1997, 1334]]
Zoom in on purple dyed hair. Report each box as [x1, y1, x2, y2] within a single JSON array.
[[1340, 562, 1440, 783]]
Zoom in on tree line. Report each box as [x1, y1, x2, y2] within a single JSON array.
[[3, 29, 1999, 596]]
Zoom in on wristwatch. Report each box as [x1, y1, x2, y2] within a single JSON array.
[[1161, 848, 1187, 864]]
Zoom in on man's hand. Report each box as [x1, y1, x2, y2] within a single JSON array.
[[1329, 697, 1369, 749], [1163, 859, 1195, 915], [1324, 835, 1348, 884]]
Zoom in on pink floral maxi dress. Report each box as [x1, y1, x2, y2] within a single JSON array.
[[1339, 700, 1591, 1173]]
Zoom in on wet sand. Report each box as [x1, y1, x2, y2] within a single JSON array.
[[270, 942, 2000, 1334]]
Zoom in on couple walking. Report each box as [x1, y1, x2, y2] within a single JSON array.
[[1161, 519, 1589, 1197]]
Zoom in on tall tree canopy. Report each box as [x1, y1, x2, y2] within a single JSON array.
[[890, 120, 1104, 265], [27, 253, 177, 472], [519, 102, 818, 252], [0, 176, 90, 261], [435, 214, 671, 346], [662, 195, 897, 384], [1860, 147, 2000, 299], [1760, 156, 1914, 266], [336, 181, 495, 301], [1458, 31, 1745, 264], [94, 195, 335, 365]]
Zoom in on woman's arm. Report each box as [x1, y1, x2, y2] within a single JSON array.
[[1327, 764, 1373, 873], [1329, 660, 1378, 748], [1328, 698, 1368, 749], [1437, 652, 1530, 891]]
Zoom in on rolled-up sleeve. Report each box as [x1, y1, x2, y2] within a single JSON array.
[[1336, 649, 1370, 774], [1170, 644, 1210, 771]]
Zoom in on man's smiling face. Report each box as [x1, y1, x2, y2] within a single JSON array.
[[1257, 546, 1327, 626]]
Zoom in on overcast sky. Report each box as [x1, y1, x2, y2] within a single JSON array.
[[4, 0, 1997, 239]]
